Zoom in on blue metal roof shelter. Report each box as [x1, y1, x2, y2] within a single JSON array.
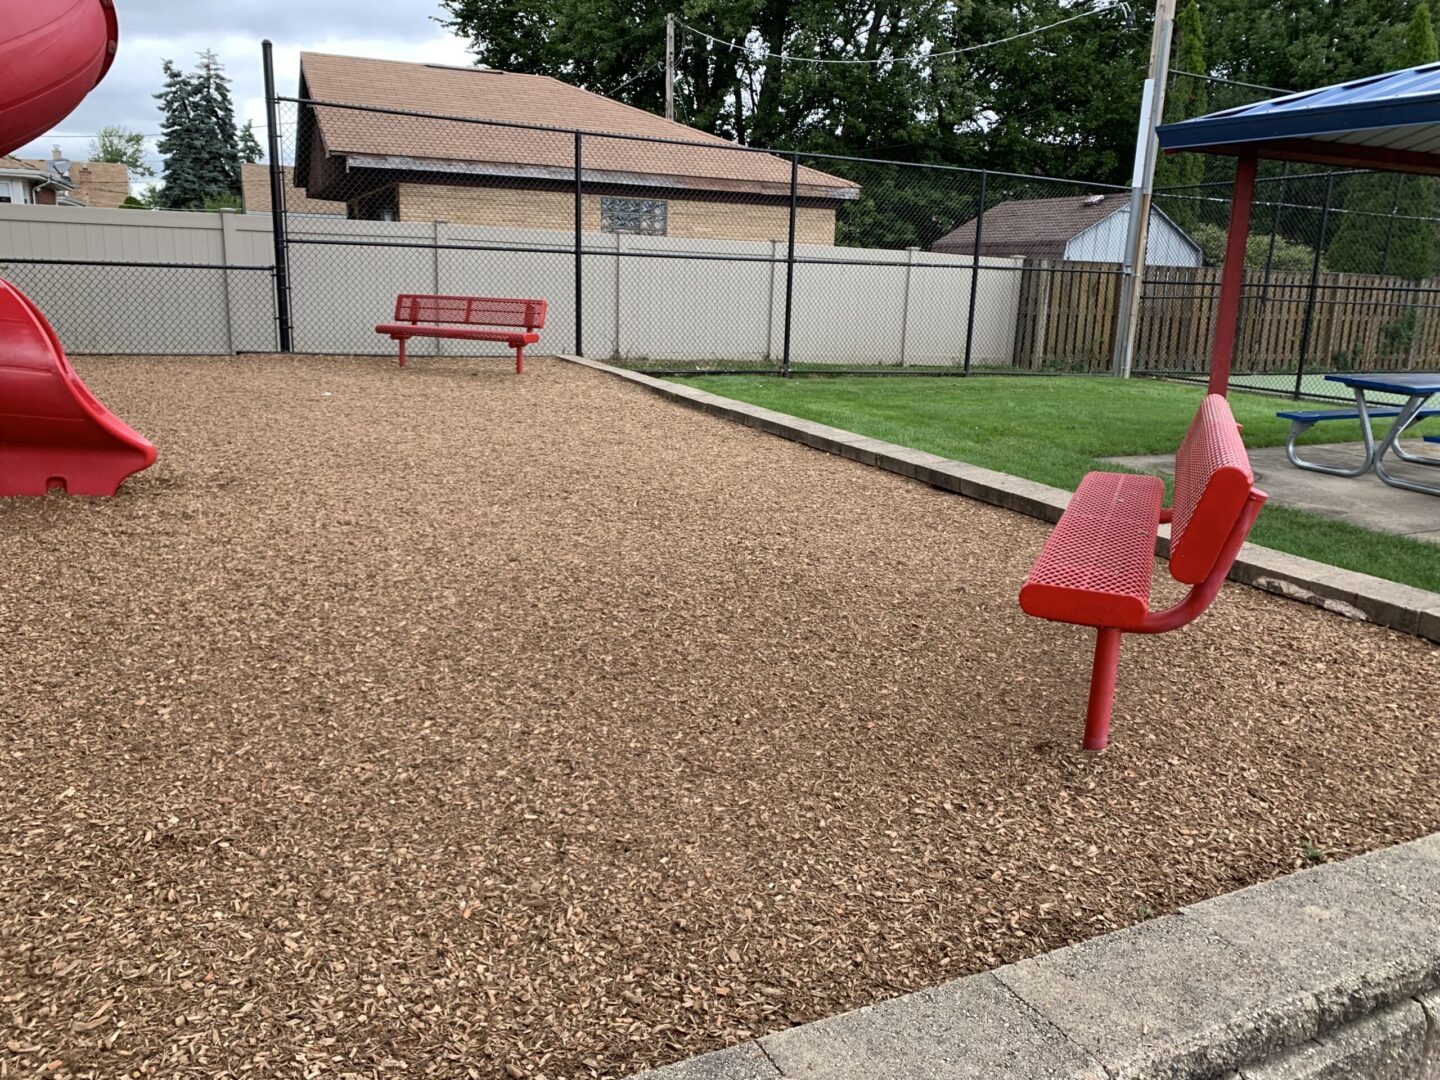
[[1157, 63, 1440, 175], [1152, 64, 1440, 395]]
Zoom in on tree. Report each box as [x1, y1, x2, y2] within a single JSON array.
[[1153, 1, 1207, 227], [238, 121, 263, 164], [1325, 1, 1438, 279], [153, 52, 245, 209], [89, 125, 154, 176]]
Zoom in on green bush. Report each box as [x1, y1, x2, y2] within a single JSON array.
[[1191, 223, 1321, 271]]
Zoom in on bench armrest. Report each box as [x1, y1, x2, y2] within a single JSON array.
[[1138, 489, 1266, 635]]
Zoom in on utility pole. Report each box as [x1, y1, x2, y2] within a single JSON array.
[[1112, 0, 1177, 377], [665, 13, 675, 121]]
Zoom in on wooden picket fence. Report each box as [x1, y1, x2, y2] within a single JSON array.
[[1010, 259, 1440, 374]]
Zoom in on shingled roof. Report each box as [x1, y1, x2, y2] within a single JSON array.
[[240, 163, 344, 215], [293, 53, 861, 203], [932, 193, 1134, 258]]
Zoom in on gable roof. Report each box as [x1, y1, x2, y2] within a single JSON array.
[[21, 159, 129, 207], [240, 163, 344, 215], [294, 52, 860, 202], [0, 155, 44, 176], [1156, 62, 1440, 175], [931, 194, 1131, 258]]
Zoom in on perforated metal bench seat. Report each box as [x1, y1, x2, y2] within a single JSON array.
[[1276, 407, 1440, 422], [1020, 472, 1165, 632], [375, 294, 547, 370], [374, 324, 540, 347]]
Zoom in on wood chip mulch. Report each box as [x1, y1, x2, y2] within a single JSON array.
[[2, 354, 1437, 1080]]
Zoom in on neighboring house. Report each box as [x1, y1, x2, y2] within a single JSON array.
[[292, 52, 860, 244], [932, 193, 1202, 268], [0, 154, 84, 206], [240, 163, 345, 217], [16, 149, 130, 208]]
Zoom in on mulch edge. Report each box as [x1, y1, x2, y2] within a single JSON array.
[[553, 354, 1440, 645]]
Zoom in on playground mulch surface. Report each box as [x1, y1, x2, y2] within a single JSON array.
[[2, 353, 1437, 1080]]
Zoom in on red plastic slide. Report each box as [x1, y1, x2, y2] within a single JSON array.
[[0, 279, 155, 496], [0, 0, 155, 496], [0, 0, 118, 154]]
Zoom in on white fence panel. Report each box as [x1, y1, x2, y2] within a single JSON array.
[[1, 205, 1028, 364]]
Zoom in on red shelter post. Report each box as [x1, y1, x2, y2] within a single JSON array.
[[1208, 149, 1259, 396]]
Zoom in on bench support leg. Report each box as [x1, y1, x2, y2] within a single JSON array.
[[1084, 628, 1122, 751], [514, 344, 525, 374], [398, 337, 407, 369]]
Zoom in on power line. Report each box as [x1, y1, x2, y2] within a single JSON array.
[[675, 1, 1132, 68]]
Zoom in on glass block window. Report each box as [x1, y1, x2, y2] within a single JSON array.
[[601, 196, 668, 236]]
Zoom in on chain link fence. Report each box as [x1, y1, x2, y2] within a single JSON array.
[[265, 91, 1141, 375], [7, 60, 1440, 396]]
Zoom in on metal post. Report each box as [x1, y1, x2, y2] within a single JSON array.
[[665, 14, 675, 121], [1294, 172, 1335, 400], [1112, 0, 1177, 377], [781, 152, 799, 377], [574, 131, 583, 357], [963, 170, 988, 374], [1208, 149, 1258, 397], [1259, 164, 1289, 304], [899, 247, 915, 366], [261, 40, 293, 352]]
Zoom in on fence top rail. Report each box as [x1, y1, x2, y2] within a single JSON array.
[[276, 94, 1130, 191], [2, 257, 276, 271]]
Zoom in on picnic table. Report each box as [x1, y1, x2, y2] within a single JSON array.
[[1323, 372, 1440, 497]]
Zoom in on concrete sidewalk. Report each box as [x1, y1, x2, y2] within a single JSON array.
[[1108, 442, 1440, 545]]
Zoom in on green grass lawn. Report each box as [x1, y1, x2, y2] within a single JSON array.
[[670, 374, 1440, 593]]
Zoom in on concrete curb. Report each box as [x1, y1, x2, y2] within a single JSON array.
[[554, 355, 1440, 645], [628, 834, 1440, 1079]]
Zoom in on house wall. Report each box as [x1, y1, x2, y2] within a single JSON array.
[[1064, 208, 1202, 267], [393, 183, 838, 245]]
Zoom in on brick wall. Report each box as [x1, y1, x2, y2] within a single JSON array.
[[395, 183, 836, 245]]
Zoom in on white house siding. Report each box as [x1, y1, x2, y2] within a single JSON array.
[[1063, 208, 1201, 268]]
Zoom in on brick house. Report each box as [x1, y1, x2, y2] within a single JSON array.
[[292, 53, 859, 244], [15, 148, 131, 208], [0, 155, 84, 205], [240, 163, 344, 217]]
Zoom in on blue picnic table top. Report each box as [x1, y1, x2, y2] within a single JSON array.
[[1324, 372, 1440, 395]]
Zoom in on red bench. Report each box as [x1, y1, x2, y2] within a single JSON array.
[[1019, 395, 1267, 750], [375, 294, 546, 371]]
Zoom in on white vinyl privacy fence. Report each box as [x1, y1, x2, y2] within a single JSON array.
[[0, 204, 1024, 365]]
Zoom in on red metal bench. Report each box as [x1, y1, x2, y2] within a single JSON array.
[[1019, 394, 1267, 750], [375, 294, 546, 371]]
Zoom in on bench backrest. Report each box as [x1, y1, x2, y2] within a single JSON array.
[[394, 294, 547, 331], [1168, 394, 1257, 585]]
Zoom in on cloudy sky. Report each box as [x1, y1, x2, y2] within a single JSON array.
[[15, 0, 475, 184]]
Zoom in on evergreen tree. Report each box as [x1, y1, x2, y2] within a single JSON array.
[[1153, 0, 1208, 229], [153, 52, 246, 209], [238, 121, 263, 165], [1326, 2, 1438, 279]]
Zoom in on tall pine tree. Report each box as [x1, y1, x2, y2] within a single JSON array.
[[153, 52, 246, 210], [1324, 1, 1438, 279]]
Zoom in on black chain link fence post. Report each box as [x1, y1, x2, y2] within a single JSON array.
[[262, 40, 293, 352], [781, 152, 799, 377], [574, 131, 583, 357], [962, 170, 988, 374]]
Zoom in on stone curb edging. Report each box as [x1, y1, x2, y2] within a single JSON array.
[[554, 355, 1440, 645], [629, 833, 1440, 1079]]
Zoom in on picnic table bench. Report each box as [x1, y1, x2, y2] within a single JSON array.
[[1277, 404, 1440, 478], [1019, 394, 1267, 750], [375, 294, 547, 371]]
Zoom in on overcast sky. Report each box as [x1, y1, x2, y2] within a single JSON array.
[[14, 0, 474, 183]]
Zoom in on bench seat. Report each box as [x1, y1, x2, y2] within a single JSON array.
[[1276, 407, 1440, 422], [1426, 435, 1440, 444], [374, 324, 540, 347], [1020, 472, 1165, 632], [375, 294, 547, 370]]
